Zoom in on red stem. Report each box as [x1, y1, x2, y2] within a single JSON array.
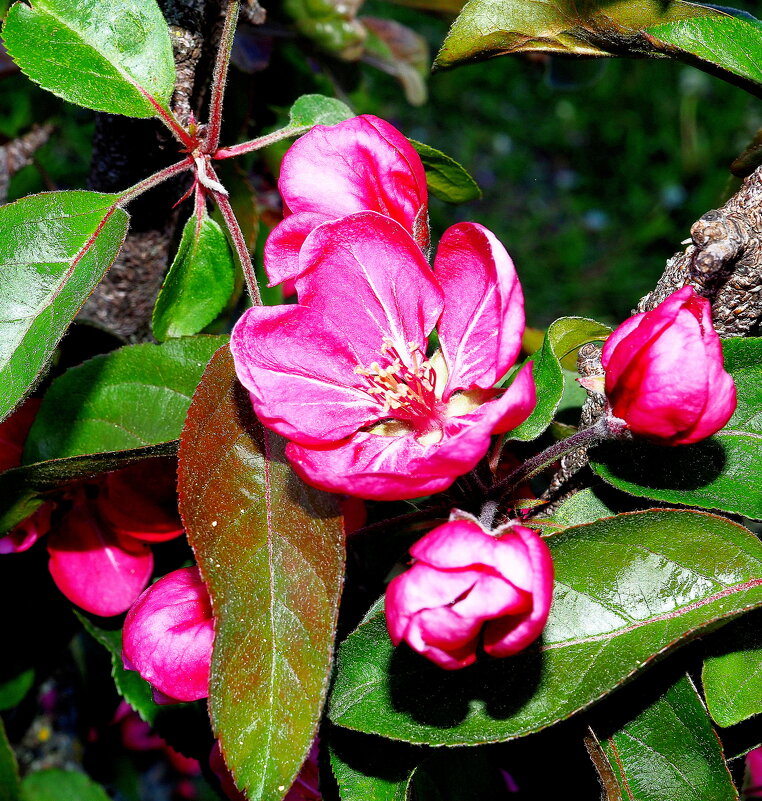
[[117, 158, 194, 206], [208, 165, 261, 304], [205, 0, 240, 155], [214, 125, 309, 160], [137, 87, 194, 149]]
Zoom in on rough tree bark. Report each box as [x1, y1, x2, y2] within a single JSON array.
[[79, 0, 221, 341]]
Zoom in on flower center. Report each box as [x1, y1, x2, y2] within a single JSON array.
[[355, 339, 439, 423]]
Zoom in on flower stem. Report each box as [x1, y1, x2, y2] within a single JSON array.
[[117, 158, 194, 206], [205, 0, 240, 155], [209, 164, 261, 304], [214, 125, 310, 160], [489, 416, 619, 501]]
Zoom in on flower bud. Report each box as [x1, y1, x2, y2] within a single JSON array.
[[122, 567, 215, 703], [385, 519, 553, 669], [601, 286, 736, 445]]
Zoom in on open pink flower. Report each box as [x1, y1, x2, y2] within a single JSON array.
[[232, 212, 535, 500], [123, 567, 215, 704], [264, 114, 429, 287], [602, 286, 736, 445], [386, 518, 554, 669]]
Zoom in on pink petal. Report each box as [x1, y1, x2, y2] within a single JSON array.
[[410, 519, 499, 568], [96, 457, 183, 543], [231, 305, 384, 445], [0, 398, 40, 472], [47, 502, 153, 616], [263, 211, 330, 287], [0, 504, 52, 554], [402, 612, 479, 669], [278, 115, 428, 246], [483, 526, 554, 657], [294, 212, 443, 368], [434, 223, 525, 393], [122, 567, 214, 703]]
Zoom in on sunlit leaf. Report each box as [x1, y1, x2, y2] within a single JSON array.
[[3, 0, 175, 117], [0, 191, 128, 424], [409, 140, 481, 204], [152, 211, 236, 341], [330, 510, 762, 745], [179, 347, 345, 801], [589, 675, 738, 801]]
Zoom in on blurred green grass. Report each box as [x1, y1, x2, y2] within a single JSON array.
[[353, 1, 761, 327]]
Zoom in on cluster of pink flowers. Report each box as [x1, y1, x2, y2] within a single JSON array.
[[231, 115, 536, 501], [0, 403, 184, 616]]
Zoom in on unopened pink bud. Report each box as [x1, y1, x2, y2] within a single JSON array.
[[385, 519, 553, 670], [601, 286, 736, 445], [122, 567, 215, 703]]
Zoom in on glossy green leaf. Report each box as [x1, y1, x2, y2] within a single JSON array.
[[20, 770, 110, 801], [3, 0, 175, 117], [434, 0, 725, 70], [409, 140, 480, 204], [152, 211, 236, 341], [178, 347, 345, 801], [646, 15, 762, 96], [0, 717, 20, 801], [591, 675, 738, 801], [24, 336, 226, 464], [329, 730, 419, 801], [510, 317, 610, 441], [77, 612, 160, 726], [330, 510, 762, 745], [0, 191, 128, 424], [288, 94, 354, 129], [0, 443, 176, 535], [591, 337, 762, 520], [702, 611, 762, 728], [0, 668, 34, 712]]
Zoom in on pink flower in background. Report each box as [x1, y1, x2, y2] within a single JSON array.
[[602, 286, 736, 445], [232, 212, 535, 500], [264, 114, 429, 287], [0, 407, 183, 616], [747, 746, 762, 797], [385, 518, 553, 669], [123, 567, 215, 704]]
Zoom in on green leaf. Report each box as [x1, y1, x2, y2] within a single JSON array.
[[409, 140, 481, 204], [3, 0, 175, 117], [0, 668, 34, 712], [590, 675, 738, 801], [646, 15, 762, 97], [152, 211, 236, 341], [510, 317, 610, 441], [288, 94, 354, 129], [0, 444, 176, 535], [550, 487, 617, 528], [0, 717, 20, 801], [178, 347, 345, 801], [76, 612, 160, 726], [434, 0, 731, 69], [23, 335, 227, 464], [591, 337, 762, 520], [20, 770, 111, 801], [0, 191, 128, 424], [329, 510, 762, 745], [702, 610, 762, 727], [329, 730, 419, 801]]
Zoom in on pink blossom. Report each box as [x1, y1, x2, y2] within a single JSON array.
[[0, 408, 183, 614], [47, 498, 154, 617], [232, 213, 535, 500], [385, 518, 554, 669], [264, 115, 428, 287], [601, 286, 736, 445], [747, 746, 762, 797], [122, 567, 215, 704]]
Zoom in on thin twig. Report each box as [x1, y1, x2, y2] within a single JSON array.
[[214, 125, 309, 159], [117, 158, 194, 207], [205, 0, 240, 155]]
